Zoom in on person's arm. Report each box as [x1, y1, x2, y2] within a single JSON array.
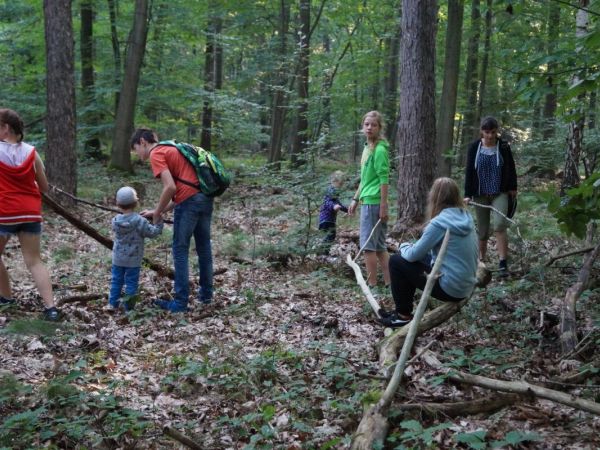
[[400, 224, 444, 262], [33, 152, 49, 193], [379, 183, 389, 221], [348, 184, 361, 215], [463, 142, 477, 200], [139, 215, 164, 238], [148, 170, 176, 224]]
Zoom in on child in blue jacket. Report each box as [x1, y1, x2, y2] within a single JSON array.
[[109, 186, 163, 310]]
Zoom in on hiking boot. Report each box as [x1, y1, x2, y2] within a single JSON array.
[[41, 307, 61, 322], [498, 259, 509, 278], [154, 299, 188, 313], [0, 296, 15, 306]]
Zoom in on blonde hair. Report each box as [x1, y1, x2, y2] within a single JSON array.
[[360, 110, 387, 165], [361, 110, 385, 138], [427, 177, 465, 220], [330, 170, 345, 186]]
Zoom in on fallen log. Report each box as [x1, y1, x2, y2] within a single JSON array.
[[393, 393, 522, 418], [379, 300, 466, 371], [422, 350, 600, 416], [163, 426, 203, 450], [560, 242, 600, 354], [57, 293, 104, 306]]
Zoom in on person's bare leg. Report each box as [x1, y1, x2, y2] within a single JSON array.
[[478, 239, 488, 261], [365, 251, 378, 287], [18, 233, 55, 308], [495, 230, 508, 261], [377, 250, 390, 286], [0, 236, 11, 298]]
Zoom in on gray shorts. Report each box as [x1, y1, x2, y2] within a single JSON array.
[[359, 204, 387, 251], [474, 193, 509, 240]]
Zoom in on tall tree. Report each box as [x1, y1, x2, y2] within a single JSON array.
[[201, 6, 223, 151], [459, 0, 481, 163], [395, 0, 438, 231], [43, 0, 77, 195], [383, 3, 401, 153], [436, 0, 464, 177], [107, 0, 122, 114], [291, 0, 310, 167], [475, 0, 492, 126], [268, 0, 291, 168], [560, 0, 589, 195], [80, 0, 101, 157], [542, 1, 560, 141], [110, 0, 150, 171]]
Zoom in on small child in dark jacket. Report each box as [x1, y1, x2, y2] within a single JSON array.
[[318, 170, 348, 254], [109, 186, 163, 311]]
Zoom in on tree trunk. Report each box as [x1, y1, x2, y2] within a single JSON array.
[[560, 0, 589, 196], [201, 17, 216, 151], [394, 0, 438, 232], [383, 3, 401, 153], [458, 0, 481, 164], [43, 0, 77, 197], [267, 0, 291, 168], [107, 0, 122, 114], [542, 2, 560, 141], [475, 0, 492, 127], [110, 0, 150, 172], [80, 0, 102, 158], [436, 0, 464, 177], [291, 0, 310, 167]]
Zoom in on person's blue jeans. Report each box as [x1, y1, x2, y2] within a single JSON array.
[[109, 265, 141, 307], [173, 192, 214, 305]]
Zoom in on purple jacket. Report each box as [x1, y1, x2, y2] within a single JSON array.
[[319, 185, 348, 226]]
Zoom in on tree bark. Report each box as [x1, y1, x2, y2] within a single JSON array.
[[43, 0, 77, 198], [291, 0, 310, 167], [458, 0, 481, 164], [80, 0, 101, 158], [560, 0, 589, 196], [542, 2, 560, 141], [110, 0, 150, 171], [436, 0, 464, 177], [383, 3, 401, 152], [394, 0, 438, 232], [475, 0, 492, 127], [107, 0, 122, 113], [267, 0, 290, 168], [201, 5, 222, 152]]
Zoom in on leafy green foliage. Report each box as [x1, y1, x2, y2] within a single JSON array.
[[547, 172, 600, 238]]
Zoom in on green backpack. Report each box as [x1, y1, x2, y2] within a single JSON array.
[[159, 140, 231, 197]]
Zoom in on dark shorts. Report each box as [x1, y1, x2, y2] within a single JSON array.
[[0, 222, 42, 237]]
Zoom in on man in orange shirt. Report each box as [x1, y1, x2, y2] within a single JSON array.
[[130, 128, 214, 312]]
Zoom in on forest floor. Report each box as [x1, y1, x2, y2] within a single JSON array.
[[0, 158, 598, 449]]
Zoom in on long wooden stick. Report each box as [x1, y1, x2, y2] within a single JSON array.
[[422, 350, 600, 416], [380, 229, 451, 410], [353, 218, 382, 262], [346, 254, 383, 318]]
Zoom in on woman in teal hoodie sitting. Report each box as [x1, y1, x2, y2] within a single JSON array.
[[382, 178, 478, 328]]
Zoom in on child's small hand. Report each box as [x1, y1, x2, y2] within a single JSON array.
[[333, 204, 341, 211]]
